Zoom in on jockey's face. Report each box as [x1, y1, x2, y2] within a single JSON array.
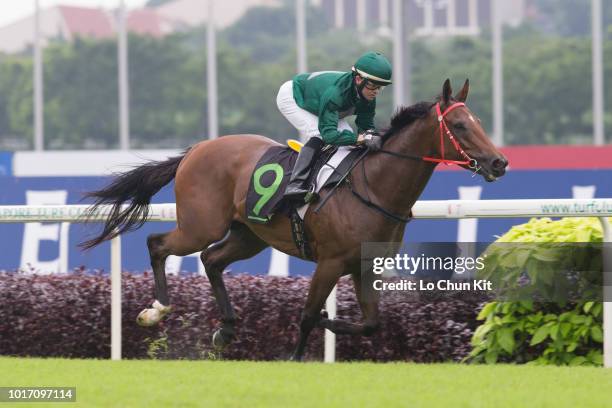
[[355, 75, 382, 101]]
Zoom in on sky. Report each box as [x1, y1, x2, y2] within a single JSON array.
[[0, 0, 148, 27]]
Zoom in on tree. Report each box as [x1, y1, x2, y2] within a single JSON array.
[[0, 54, 34, 149], [221, 3, 329, 63], [43, 38, 119, 148], [1, 10, 610, 150], [528, 0, 612, 37], [503, 35, 593, 144]]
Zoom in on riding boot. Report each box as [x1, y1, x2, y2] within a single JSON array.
[[283, 137, 324, 202]]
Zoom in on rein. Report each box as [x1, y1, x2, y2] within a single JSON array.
[[348, 101, 478, 223], [348, 173, 412, 223]]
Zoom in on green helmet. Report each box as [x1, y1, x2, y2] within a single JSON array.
[[352, 51, 392, 86]]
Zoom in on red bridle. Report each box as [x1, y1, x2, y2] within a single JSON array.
[[422, 102, 479, 170], [323, 101, 482, 222]]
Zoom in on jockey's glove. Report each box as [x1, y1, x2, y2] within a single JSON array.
[[358, 129, 383, 151]]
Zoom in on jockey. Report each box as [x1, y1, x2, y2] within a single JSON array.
[[276, 51, 392, 202]]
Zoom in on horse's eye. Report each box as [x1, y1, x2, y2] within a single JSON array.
[[453, 123, 467, 131]]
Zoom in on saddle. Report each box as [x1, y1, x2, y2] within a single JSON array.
[[245, 141, 362, 224]]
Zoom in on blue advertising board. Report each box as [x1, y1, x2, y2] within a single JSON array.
[[1, 167, 611, 276], [0, 152, 12, 176]]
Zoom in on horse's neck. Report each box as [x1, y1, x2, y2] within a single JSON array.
[[361, 121, 437, 217]]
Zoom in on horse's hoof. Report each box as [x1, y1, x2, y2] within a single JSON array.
[[289, 354, 304, 362], [137, 308, 161, 326], [136, 300, 171, 327], [212, 329, 227, 350]]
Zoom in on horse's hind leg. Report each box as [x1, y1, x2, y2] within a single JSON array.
[[137, 225, 228, 327], [200, 221, 269, 349], [146, 232, 172, 305]]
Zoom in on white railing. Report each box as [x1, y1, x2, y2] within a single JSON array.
[[0, 199, 611, 366]]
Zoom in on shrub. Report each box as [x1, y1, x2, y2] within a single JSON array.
[[469, 217, 608, 366], [0, 272, 488, 361], [469, 300, 603, 365]]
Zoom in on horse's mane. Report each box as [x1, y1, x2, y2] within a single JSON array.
[[382, 101, 434, 140]]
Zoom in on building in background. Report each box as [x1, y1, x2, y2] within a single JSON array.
[[0, 5, 172, 54], [312, 0, 527, 36], [154, 0, 281, 30], [0, 0, 282, 54], [0, 0, 529, 54]]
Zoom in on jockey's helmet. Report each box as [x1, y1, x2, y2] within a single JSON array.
[[352, 51, 392, 86]]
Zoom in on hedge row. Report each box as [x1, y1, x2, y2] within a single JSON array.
[[0, 272, 489, 361]]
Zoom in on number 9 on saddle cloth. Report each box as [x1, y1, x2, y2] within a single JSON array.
[[246, 144, 363, 224]]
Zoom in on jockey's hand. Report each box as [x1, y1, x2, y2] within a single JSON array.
[[358, 130, 382, 151]]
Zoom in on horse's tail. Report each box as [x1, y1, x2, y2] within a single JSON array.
[[81, 150, 188, 249]]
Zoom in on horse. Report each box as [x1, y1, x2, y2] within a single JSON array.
[[83, 79, 507, 361]]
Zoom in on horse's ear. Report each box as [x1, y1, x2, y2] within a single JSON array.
[[455, 79, 469, 102], [442, 79, 452, 105]]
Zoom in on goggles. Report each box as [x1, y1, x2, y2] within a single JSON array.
[[364, 80, 385, 91]]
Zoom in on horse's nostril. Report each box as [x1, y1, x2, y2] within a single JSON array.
[[492, 158, 507, 170]]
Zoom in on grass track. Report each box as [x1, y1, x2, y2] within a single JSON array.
[[1, 357, 612, 408]]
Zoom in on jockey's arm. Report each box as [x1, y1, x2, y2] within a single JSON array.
[[319, 105, 381, 151], [355, 99, 376, 134], [318, 101, 358, 146]]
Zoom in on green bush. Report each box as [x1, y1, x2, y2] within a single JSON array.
[[468, 217, 609, 366]]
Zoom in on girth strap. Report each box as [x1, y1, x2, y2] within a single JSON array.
[[290, 208, 313, 260]]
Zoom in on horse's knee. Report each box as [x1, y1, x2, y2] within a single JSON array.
[[362, 321, 380, 337], [201, 250, 223, 277], [147, 233, 167, 257], [200, 250, 211, 269]]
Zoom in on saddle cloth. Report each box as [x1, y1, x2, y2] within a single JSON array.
[[246, 144, 363, 224]]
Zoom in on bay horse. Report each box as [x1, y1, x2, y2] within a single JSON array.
[[83, 79, 507, 361]]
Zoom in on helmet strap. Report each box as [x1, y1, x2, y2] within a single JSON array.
[[354, 74, 367, 100]]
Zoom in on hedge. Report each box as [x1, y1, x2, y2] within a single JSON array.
[[0, 272, 489, 361]]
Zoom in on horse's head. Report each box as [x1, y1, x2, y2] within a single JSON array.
[[430, 79, 508, 182]]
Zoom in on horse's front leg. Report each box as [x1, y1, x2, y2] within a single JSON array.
[[291, 260, 342, 361], [318, 270, 381, 336]]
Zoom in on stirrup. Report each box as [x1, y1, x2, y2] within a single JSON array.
[[284, 188, 308, 203], [284, 183, 308, 196]]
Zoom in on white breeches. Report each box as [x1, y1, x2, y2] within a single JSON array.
[[276, 80, 352, 142]]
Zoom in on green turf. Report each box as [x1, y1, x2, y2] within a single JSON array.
[[1, 357, 611, 408]]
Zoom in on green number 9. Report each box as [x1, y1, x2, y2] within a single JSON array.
[[252, 163, 284, 216]]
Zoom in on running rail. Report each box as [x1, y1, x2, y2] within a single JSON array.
[[0, 199, 611, 366], [1, 198, 612, 222]]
